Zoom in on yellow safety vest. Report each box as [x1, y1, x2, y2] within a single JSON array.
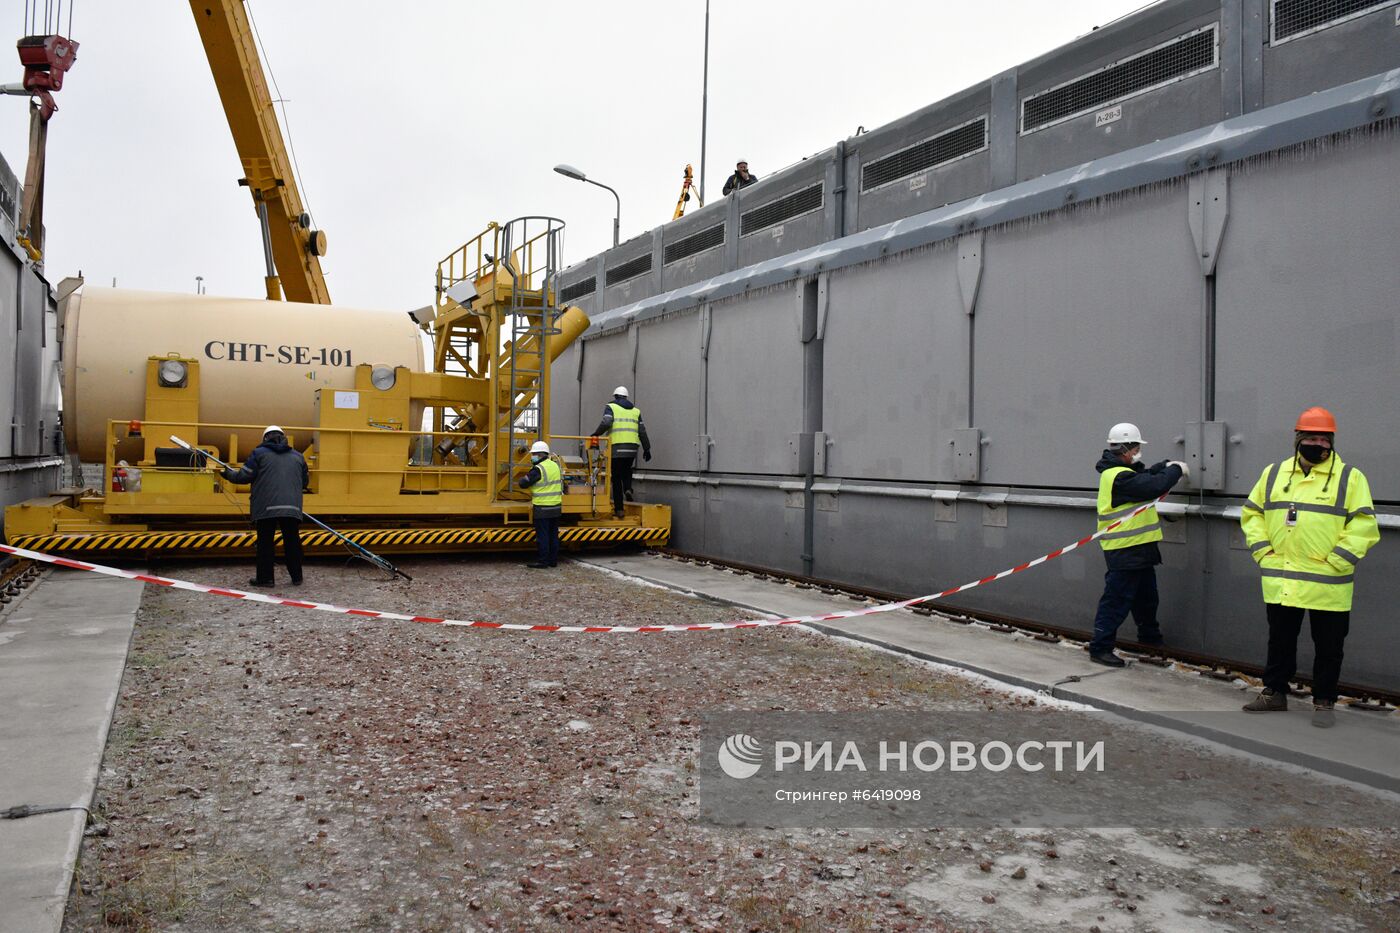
[[607, 402, 641, 446], [530, 458, 563, 507], [1097, 466, 1163, 551], [1240, 454, 1379, 611]]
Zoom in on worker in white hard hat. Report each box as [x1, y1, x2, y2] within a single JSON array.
[[217, 425, 309, 588], [517, 440, 562, 568], [1089, 423, 1188, 666], [590, 386, 652, 519]]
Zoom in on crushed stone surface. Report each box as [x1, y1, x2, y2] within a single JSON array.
[[62, 556, 1400, 931]]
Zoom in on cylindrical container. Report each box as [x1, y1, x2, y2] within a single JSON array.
[[62, 287, 424, 461]]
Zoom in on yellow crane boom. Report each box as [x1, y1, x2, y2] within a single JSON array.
[[189, 1, 330, 304]]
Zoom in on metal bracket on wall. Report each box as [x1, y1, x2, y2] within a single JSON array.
[[952, 428, 982, 482], [699, 304, 712, 360], [815, 272, 830, 340], [814, 431, 829, 476], [957, 231, 985, 316], [1187, 170, 1229, 276], [1184, 421, 1227, 491], [628, 324, 640, 374], [933, 487, 958, 523], [979, 490, 1009, 528], [697, 434, 713, 471]]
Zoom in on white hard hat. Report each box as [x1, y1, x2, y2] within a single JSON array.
[[1106, 422, 1144, 446], [529, 440, 551, 455], [263, 425, 284, 437], [613, 386, 629, 397]]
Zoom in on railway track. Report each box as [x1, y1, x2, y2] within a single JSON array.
[[648, 547, 1400, 710], [0, 556, 41, 607]]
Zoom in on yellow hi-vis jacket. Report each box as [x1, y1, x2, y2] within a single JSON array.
[[530, 458, 563, 507], [1240, 453, 1379, 611], [1097, 467, 1163, 550], [607, 402, 641, 446]]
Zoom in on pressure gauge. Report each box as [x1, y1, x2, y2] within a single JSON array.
[[370, 366, 396, 390], [158, 359, 188, 387]]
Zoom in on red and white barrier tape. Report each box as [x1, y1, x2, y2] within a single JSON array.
[[0, 499, 1161, 633]]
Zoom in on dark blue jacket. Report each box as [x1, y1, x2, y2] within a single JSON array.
[[1095, 451, 1183, 570], [223, 440, 309, 523]]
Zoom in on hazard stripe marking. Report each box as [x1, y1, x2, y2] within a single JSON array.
[[0, 496, 1159, 634]]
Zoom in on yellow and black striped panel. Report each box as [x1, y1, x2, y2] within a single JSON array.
[[8, 523, 667, 556]]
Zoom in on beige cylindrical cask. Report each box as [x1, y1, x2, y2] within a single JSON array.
[[63, 287, 424, 461]]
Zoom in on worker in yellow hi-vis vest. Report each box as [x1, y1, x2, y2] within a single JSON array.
[[1090, 423, 1188, 667], [1240, 407, 1379, 728], [518, 440, 563, 569], [591, 386, 652, 519]]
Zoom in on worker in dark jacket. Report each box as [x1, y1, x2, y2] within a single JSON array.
[[591, 386, 651, 519], [518, 440, 562, 569], [1090, 422, 1188, 666], [220, 426, 309, 588], [722, 160, 758, 195]]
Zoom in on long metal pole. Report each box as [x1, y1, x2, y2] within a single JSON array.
[[699, 0, 710, 204]]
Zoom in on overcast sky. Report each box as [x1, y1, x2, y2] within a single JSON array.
[[1, 0, 1148, 311]]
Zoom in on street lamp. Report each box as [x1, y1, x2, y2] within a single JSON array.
[[553, 163, 620, 248]]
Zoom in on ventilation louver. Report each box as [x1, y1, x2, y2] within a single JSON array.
[[605, 255, 652, 288], [560, 276, 595, 303], [860, 118, 988, 192], [740, 184, 824, 236], [1271, 0, 1398, 43], [664, 223, 725, 264], [1021, 24, 1219, 133]]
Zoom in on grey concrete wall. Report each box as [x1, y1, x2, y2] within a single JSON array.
[[547, 0, 1400, 691]]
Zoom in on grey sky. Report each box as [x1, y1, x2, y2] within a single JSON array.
[[1, 0, 1147, 311]]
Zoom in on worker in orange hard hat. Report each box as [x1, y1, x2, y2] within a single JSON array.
[[1240, 406, 1379, 727]]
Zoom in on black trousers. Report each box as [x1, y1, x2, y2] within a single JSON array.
[[1262, 603, 1350, 702], [1090, 567, 1161, 654], [610, 456, 634, 516], [533, 513, 560, 565], [254, 517, 303, 584]]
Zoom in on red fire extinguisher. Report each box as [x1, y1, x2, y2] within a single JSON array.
[[111, 464, 128, 492]]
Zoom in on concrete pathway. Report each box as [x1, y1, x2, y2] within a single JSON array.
[[581, 552, 1400, 794], [0, 570, 142, 933]]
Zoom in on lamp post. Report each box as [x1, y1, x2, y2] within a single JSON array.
[[553, 163, 620, 248]]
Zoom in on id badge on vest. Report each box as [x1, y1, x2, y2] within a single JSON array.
[[1285, 503, 1298, 527]]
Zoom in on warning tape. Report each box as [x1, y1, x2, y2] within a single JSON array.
[[0, 498, 1162, 633]]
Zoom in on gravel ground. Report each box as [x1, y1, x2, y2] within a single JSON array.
[[63, 556, 1400, 932]]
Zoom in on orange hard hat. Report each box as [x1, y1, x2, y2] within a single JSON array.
[[1294, 406, 1337, 433]]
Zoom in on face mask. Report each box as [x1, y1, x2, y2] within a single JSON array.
[[1130, 450, 1143, 464], [1299, 444, 1330, 465]]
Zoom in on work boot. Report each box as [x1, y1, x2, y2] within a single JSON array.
[[1311, 700, 1336, 728], [1089, 651, 1126, 668], [525, 562, 550, 569], [1137, 632, 1165, 647], [614, 511, 625, 519], [247, 578, 274, 588], [1242, 688, 1287, 712]]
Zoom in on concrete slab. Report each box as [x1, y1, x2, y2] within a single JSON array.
[[0, 570, 142, 933], [580, 552, 1400, 793]]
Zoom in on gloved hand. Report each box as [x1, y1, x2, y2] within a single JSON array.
[[643, 450, 652, 462], [1168, 460, 1190, 479], [1148, 460, 1169, 474]]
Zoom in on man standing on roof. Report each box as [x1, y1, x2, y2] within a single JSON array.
[[518, 440, 562, 569], [1089, 423, 1188, 667], [1240, 407, 1379, 728], [219, 425, 308, 588], [591, 386, 651, 519], [722, 160, 758, 195]]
